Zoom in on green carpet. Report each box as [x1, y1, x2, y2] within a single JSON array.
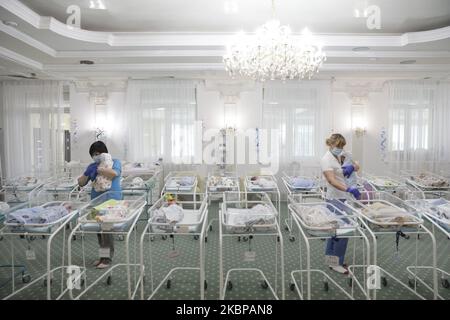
[[0, 201, 448, 300]]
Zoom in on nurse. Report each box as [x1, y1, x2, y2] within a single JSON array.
[[320, 133, 361, 274], [78, 141, 122, 269]]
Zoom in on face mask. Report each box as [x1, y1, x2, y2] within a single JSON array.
[[92, 155, 102, 163], [331, 148, 343, 156]]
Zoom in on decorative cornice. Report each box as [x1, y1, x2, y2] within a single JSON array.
[[0, 46, 43, 69], [1, 0, 449, 48], [73, 80, 128, 93]]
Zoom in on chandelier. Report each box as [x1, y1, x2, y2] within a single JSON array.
[[223, 1, 326, 82]]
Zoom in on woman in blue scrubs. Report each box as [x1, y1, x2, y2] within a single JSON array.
[[78, 141, 122, 269]]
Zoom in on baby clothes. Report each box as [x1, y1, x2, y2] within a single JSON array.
[[93, 153, 114, 192]]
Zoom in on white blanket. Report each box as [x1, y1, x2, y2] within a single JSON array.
[[362, 202, 416, 224], [227, 204, 276, 226]]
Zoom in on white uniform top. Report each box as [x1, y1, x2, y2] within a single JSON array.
[[320, 150, 348, 200]]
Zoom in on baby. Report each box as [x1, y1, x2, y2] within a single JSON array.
[[340, 151, 358, 188], [92, 153, 113, 192]]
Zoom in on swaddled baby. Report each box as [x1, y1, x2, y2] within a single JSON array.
[[340, 151, 357, 188], [93, 153, 113, 192]]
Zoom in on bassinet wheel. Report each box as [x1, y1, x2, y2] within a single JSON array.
[[22, 274, 31, 283], [348, 278, 353, 287], [193, 235, 199, 240], [0, 236, 3, 241], [205, 237, 208, 243], [381, 277, 387, 287], [41, 235, 46, 239], [238, 236, 241, 242], [209, 225, 213, 232], [408, 279, 417, 289], [323, 281, 329, 292], [441, 278, 450, 289], [261, 280, 268, 290], [80, 278, 85, 287], [204, 280, 207, 290], [284, 226, 289, 231], [226, 281, 233, 291], [289, 283, 295, 291], [289, 236, 295, 242], [72, 235, 77, 241], [166, 279, 171, 289], [277, 236, 280, 242], [106, 275, 112, 286]]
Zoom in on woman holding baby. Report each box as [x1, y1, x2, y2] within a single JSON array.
[[78, 141, 122, 269]]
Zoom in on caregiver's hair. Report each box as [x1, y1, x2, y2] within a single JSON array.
[[326, 133, 346, 148], [89, 141, 108, 157]]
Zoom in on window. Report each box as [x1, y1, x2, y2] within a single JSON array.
[[126, 80, 197, 163], [389, 105, 431, 151], [262, 82, 331, 163]]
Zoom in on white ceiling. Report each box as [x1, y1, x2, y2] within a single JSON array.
[[0, 0, 449, 81], [18, 0, 450, 33]]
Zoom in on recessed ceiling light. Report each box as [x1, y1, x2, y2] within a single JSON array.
[[80, 60, 94, 65], [224, 1, 239, 14], [400, 60, 416, 64], [2, 21, 18, 27], [423, 76, 432, 80], [89, 0, 106, 10], [268, 102, 279, 105], [352, 47, 370, 52]]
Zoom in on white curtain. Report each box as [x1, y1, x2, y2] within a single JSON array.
[[125, 79, 197, 170], [2, 80, 64, 178], [386, 80, 450, 172], [262, 80, 332, 173]]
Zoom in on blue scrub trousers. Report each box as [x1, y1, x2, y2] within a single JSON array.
[[324, 199, 349, 266]]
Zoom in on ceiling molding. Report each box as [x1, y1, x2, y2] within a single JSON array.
[[0, 20, 57, 56], [0, 45, 42, 69], [55, 49, 450, 59], [1, 25, 449, 61], [1, 0, 449, 48], [43, 63, 450, 73]]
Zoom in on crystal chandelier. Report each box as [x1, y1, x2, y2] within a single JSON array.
[[223, 1, 326, 82]]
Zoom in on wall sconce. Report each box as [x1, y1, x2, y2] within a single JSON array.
[[224, 102, 237, 129], [351, 105, 367, 137], [90, 89, 109, 140]]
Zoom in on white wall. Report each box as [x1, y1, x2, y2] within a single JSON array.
[[69, 80, 390, 174]]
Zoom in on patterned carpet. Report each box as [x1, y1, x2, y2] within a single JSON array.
[[0, 200, 449, 300]]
